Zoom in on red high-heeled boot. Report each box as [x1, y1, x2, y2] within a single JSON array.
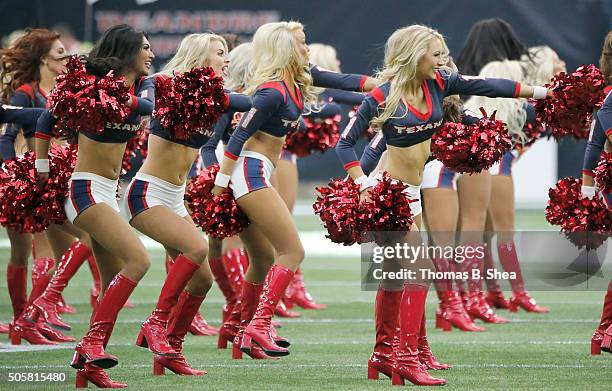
[[508, 291, 550, 313], [136, 254, 200, 355], [486, 290, 510, 310], [592, 281, 612, 354], [367, 286, 402, 380], [274, 298, 301, 318], [418, 314, 451, 370], [232, 282, 273, 360], [36, 318, 75, 343], [71, 273, 136, 369], [153, 291, 208, 376], [436, 291, 486, 332], [208, 256, 236, 321], [217, 250, 248, 347], [241, 265, 294, 357], [26, 242, 92, 331], [7, 264, 28, 319], [391, 285, 446, 386], [88, 255, 101, 308], [189, 312, 218, 336], [285, 268, 326, 310], [10, 317, 57, 345]]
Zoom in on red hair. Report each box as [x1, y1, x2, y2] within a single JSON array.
[[0, 28, 60, 101]]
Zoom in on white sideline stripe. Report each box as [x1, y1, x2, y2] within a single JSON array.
[[0, 231, 361, 257], [0, 362, 608, 369]]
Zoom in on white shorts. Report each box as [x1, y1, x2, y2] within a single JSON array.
[[373, 172, 422, 218], [64, 172, 120, 224], [421, 159, 461, 191], [122, 172, 188, 221], [229, 151, 274, 200], [215, 141, 224, 164]]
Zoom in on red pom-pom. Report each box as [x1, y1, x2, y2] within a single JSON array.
[[153, 67, 226, 140], [545, 177, 612, 249], [522, 109, 546, 147], [185, 164, 249, 239], [283, 115, 341, 157], [361, 172, 416, 234], [535, 64, 606, 140], [313, 178, 363, 245], [594, 151, 612, 194], [48, 56, 131, 138], [431, 110, 512, 173], [0, 153, 47, 232], [121, 123, 149, 175], [38, 144, 78, 224]]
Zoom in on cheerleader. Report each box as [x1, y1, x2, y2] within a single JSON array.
[[35, 24, 155, 388], [0, 28, 92, 344], [454, 17, 529, 316], [482, 47, 566, 313], [212, 21, 376, 360], [335, 25, 550, 385], [124, 32, 251, 375], [582, 30, 612, 355]]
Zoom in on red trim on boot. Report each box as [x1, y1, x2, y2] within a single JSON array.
[[137, 254, 200, 355]]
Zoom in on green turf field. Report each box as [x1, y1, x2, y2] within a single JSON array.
[[0, 208, 610, 390]]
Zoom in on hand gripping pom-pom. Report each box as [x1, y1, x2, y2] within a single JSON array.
[[594, 152, 612, 194], [431, 109, 512, 173], [184, 164, 250, 239], [48, 56, 131, 138], [313, 178, 364, 245], [153, 67, 226, 140], [535, 64, 606, 140], [283, 115, 341, 157], [545, 177, 612, 249], [37, 144, 78, 224]]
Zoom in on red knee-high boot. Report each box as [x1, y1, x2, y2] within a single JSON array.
[[367, 286, 402, 380], [391, 285, 446, 386], [208, 257, 235, 321], [463, 245, 509, 324], [72, 273, 137, 369], [285, 268, 326, 310], [497, 241, 549, 313], [215, 250, 245, 347], [88, 254, 101, 309], [594, 280, 612, 354], [482, 247, 510, 309], [418, 313, 451, 370], [153, 291, 208, 376], [8, 264, 54, 345], [136, 254, 200, 355], [25, 242, 92, 331], [241, 265, 294, 357], [75, 299, 127, 388], [232, 281, 273, 359]]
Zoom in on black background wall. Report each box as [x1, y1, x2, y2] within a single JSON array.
[[1, 0, 610, 180]]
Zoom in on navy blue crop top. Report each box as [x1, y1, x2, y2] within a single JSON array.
[[583, 87, 612, 176], [336, 70, 521, 170], [148, 77, 252, 149], [224, 65, 368, 160], [35, 76, 155, 143]]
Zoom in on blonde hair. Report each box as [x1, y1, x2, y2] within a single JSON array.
[[161, 33, 227, 75], [225, 42, 252, 92], [244, 21, 316, 106], [523, 45, 558, 85], [464, 60, 528, 145], [371, 25, 448, 129]]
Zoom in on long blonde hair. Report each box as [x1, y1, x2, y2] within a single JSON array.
[[371, 25, 448, 129], [464, 60, 528, 145], [161, 33, 227, 75], [244, 21, 316, 106], [225, 42, 252, 92], [523, 45, 558, 85]]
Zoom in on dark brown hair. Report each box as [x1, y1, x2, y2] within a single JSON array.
[[0, 28, 60, 101]]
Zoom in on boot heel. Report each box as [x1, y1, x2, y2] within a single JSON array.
[[591, 341, 602, 355], [153, 359, 165, 375], [440, 317, 452, 332], [135, 331, 149, 348], [435, 313, 443, 329], [70, 351, 85, 369], [601, 335, 612, 352], [75, 372, 88, 388], [232, 343, 243, 359], [10, 331, 21, 345], [391, 371, 404, 385], [217, 334, 227, 349], [240, 334, 252, 353], [367, 366, 379, 380]]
